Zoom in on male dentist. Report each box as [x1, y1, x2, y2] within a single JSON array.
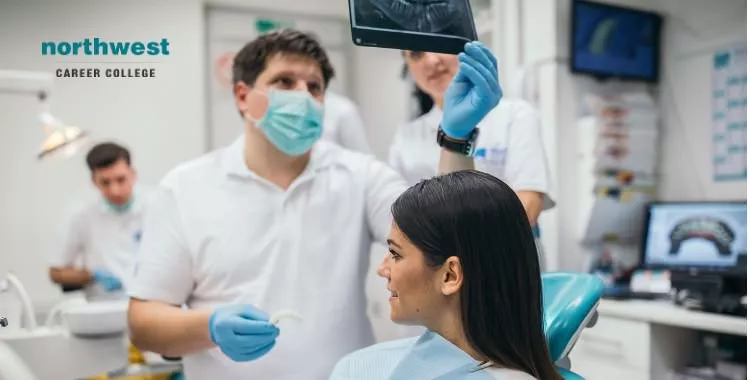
[[127, 29, 502, 379], [49, 142, 148, 300]]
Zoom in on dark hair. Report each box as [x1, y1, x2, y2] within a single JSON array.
[[232, 28, 335, 88], [391, 170, 562, 380], [86, 142, 131, 172], [401, 62, 435, 117]]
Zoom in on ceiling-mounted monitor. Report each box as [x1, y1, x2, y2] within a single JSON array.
[[570, 0, 663, 83]]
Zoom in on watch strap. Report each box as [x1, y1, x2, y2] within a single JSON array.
[[436, 127, 479, 156]]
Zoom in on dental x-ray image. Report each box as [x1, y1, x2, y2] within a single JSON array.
[[349, 0, 477, 54], [357, 0, 465, 35]]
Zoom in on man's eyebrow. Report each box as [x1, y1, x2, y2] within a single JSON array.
[[387, 239, 402, 249]]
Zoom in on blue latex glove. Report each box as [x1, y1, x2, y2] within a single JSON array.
[[209, 304, 280, 362], [440, 41, 503, 139], [92, 269, 122, 291]]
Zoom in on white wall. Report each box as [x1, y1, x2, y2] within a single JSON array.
[[656, 0, 747, 200], [0, 0, 206, 309], [549, 0, 747, 270]]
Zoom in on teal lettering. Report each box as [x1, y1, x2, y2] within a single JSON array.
[[83, 39, 93, 55], [58, 42, 71, 55], [93, 38, 108, 55], [146, 41, 160, 55], [41, 38, 171, 56], [160, 38, 170, 55], [109, 41, 130, 55], [41, 42, 56, 55], [131, 42, 145, 55]]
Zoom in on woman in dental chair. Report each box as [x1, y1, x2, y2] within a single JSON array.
[[330, 170, 564, 380]]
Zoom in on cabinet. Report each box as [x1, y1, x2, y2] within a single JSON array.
[[568, 300, 746, 379]]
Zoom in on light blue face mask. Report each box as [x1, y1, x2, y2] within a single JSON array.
[[251, 89, 324, 156], [106, 197, 133, 214]]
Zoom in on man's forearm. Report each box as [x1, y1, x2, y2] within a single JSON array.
[[516, 191, 544, 226], [128, 298, 214, 358], [438, 149, 474, 174], [49, 267, 92, 287]]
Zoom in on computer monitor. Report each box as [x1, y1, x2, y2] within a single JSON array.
[[570, 0, 663, 83], [641, 201, 747, 274]]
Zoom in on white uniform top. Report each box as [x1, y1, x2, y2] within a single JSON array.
[[128, 137, 407, 380], [50, 186, 151, 300], [388, 99, 555, 210], [322, 92, 372, 154]]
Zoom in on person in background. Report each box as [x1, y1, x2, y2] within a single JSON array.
[[48, 142, 149, 301], [389, 50, 555, 271], [322, 91, 372, 153], [126, 28, 501, 380]]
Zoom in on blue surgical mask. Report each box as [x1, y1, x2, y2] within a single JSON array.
[[251, 89, 323, 156], [106, 197, 133, 214]]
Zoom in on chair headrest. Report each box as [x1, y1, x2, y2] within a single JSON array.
[[542, 272, 604, 361]]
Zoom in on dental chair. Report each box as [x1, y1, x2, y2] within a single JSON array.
[[542, 272, 604, 380], [0, 341, 37, 380]]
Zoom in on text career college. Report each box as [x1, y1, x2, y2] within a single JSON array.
[[56, 68, 156, 78]]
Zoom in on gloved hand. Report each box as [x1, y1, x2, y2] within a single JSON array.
[[92, 269, 122, 292], [209, 304, 280, 362], [440, 41, 503, 139]]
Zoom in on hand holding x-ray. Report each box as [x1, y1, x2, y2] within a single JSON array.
[[440, 41, 502, 139]]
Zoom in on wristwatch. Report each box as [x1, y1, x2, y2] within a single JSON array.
[[436, 126, 479, 156]]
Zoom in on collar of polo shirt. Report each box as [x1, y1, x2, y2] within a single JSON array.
[[221, 137, 333, 180]]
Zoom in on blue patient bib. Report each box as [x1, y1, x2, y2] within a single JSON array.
[[389, 332, 494, 380]]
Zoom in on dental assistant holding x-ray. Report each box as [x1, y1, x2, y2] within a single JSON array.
[[127, 29, 502, 379], [390, 50, 556, 271]]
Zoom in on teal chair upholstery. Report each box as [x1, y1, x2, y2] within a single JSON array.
[[542, 272, 604, 380]]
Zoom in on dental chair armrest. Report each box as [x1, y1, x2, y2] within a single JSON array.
[[586, 310, 598, 328], [555, 356, 571, 370], [558, 367, 585, 380]]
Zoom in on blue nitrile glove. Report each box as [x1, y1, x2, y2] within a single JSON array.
[[441, 41, 503, 139], [209, 304, 280, 362], [92, 269, 123, 291]]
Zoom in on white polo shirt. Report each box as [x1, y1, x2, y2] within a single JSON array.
[[128, 137, 407, 380], [50, 186, 151, 300], [388, 99, 555, 210]]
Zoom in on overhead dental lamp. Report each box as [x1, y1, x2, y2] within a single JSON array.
[[0, 69, 90, 160]]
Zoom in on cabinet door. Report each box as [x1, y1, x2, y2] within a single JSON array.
[[567, 360, 649, 380], [568, 315, 651, 379]]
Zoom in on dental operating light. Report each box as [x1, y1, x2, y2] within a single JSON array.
[[0, 69, 90, 160]]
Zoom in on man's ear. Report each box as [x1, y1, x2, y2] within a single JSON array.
[[236, 81, 268, 120], [234, 81, 250, 114], [440, 256, 463, 296]]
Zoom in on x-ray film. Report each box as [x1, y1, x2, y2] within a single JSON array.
[[348, 0, 478, 54]]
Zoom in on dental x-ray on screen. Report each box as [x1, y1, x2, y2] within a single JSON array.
[[643, 202, 747, 270], [348, 0, 478, 54]]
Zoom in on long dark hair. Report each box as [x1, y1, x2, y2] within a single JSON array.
[[391, 170, 562, 380]]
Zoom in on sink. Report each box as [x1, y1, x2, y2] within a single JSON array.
[[0, 327, 129, 380]]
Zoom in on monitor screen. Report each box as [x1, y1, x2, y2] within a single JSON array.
[[571, 0, 662, 82], [643, 202, 747, 270], [350, 0, 476, 40]]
